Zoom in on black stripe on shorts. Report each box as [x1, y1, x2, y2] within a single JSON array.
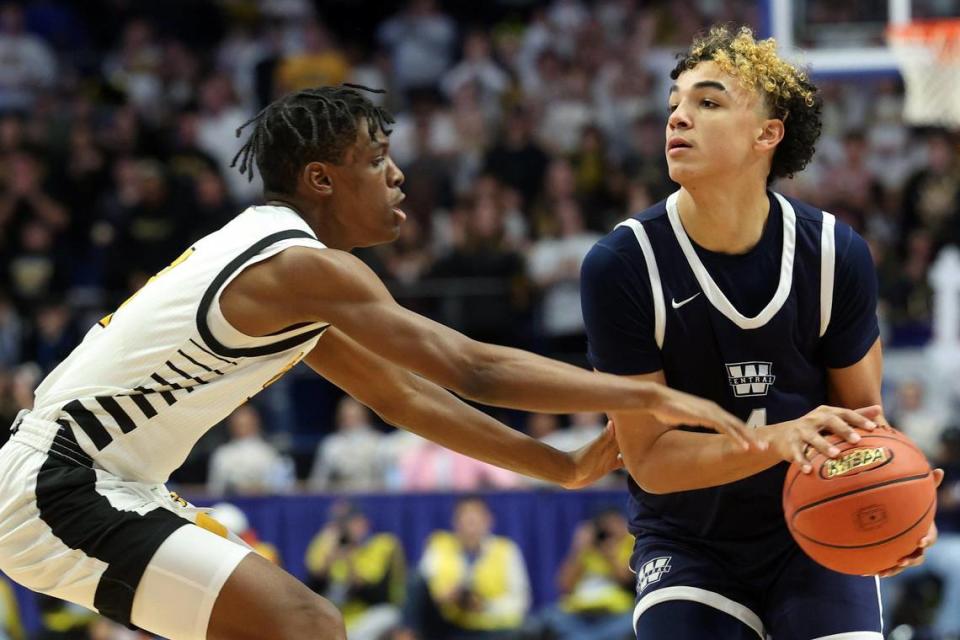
[[35, 455, 190, 628]]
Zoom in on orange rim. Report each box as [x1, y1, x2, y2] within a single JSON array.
[[888, 19, 960, 60]]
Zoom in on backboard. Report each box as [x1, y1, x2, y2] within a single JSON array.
[[765, 0, 960, 75]]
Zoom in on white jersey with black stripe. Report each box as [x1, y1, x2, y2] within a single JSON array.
[[27, 204, 328, 483]]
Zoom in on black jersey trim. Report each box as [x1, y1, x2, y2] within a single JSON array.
[[177, 349, 225, 376], [151, 372, 192, 395], [35, 455, 189, 628], [95, 396, 137, 434], [63, 399, 112, 451], [188, 338, 237, 366], [166, 360, 207, 387], [195, 230, 329, 358], [128, 392, 157, 419]]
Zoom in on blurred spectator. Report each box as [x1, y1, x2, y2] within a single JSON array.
[[0, 576, 23, 640], [878, 229, 936, 346], [387, 88, 459, 170], [380, 216, 435, 287], [101, 18, 163, 121], [0, 151, 69, 252], [888, 379, 949, 456], [377, 428, 427, 491], [0, 362, 37, 445], [104, 159, 191, 289], [525, 412, 612, 487], [0, 292, 23, 368], [531, 509, 634, 640], [406, 496, 530, 639], [901, 130, 960, 251], [429, 195, 529, 346], [34, 593, 96, 640], [555, 412, 606, 451], [537, 62, 596, 155], [196, 73, 259, 203], [482, 106, 550, 210], [0, 2, 56, 112], [821, 130, 883, 232], [527, 412, 561, 442], [275, 21, 349, 94], [190, 168, 235, 242], [398, 438, 521, 492], [207, 502, 281, 565], [4, 220, 67, 310], [620, 114, 674, 203], [526, 198, 601, 359], [441, 30, 509, 119], [9, 362, 39, 414], [306, 502, 405, 640], [883, 426, 960, 637], [87, 616, 149, 640], [165, 110, 220, 184], [309, 397, 383, 492], [23, 299, 80, 375], [377, 0, 456, 94], [207, 403, 293, 495]]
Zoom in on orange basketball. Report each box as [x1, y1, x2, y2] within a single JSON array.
[[782, 425, 937, 575]]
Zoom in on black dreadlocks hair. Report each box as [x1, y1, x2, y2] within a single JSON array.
[[231, 84, 395, 195]]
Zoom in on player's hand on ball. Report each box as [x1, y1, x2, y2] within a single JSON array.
[[646, 386, 761, 451], [763, 405, 882, 473], [877, 468, 944, 578], [564, 420, 623, 489]]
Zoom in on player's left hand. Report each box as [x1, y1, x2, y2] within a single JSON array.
[[564, 420, 624, 489], [876, 467, 943, 578]]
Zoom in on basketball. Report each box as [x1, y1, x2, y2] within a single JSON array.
[[782, 425, 937, 575]]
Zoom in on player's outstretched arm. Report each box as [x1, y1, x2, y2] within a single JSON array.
[[612, 370, 881, 494], [304, 327, 620, 489], [224, 246, 756, 448]]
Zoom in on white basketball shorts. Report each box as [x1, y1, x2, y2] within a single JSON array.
[[0, 414, 250, 639]]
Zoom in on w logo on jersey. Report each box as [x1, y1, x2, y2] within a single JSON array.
[[637, 556, 672, 594], [726, 361, 776, 397]]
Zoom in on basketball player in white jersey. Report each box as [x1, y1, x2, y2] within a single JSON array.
[[0, 85, 756, 640]]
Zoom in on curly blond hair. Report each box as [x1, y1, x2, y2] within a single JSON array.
[[671, 25, 823, 181]]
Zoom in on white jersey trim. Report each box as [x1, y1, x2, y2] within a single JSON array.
[[632, 585, 765, 639], [810, 634, 883, 640], [665, 191, 796, 330], [875, 574, 883, 636], [819, 211, 837, 338], [615, 219, 665, 349]]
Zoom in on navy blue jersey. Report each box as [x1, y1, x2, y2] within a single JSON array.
[[581, 191, 879, 548]]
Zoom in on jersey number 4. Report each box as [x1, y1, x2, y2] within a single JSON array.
[[746, 408, 767, 429]]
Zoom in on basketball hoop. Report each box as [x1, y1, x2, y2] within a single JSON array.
[[888, 20, 960, 128]]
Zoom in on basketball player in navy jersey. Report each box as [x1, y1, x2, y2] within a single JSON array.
[[580, 27, 942, 639]]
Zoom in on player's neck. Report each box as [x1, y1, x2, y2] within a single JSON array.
[[676, 180, 770, 255], [264, 194, 355, 251]]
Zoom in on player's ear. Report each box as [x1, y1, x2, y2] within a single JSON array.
[[303, 161, 333, 197], [756, 118, 785, 152]]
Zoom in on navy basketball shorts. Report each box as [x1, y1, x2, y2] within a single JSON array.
[[630, 534, 883, 640]]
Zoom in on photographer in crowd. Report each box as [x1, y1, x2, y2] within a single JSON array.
[[306, 502, 406, 640], [532, 509, 634, 640], [405, 496, 530, 640]]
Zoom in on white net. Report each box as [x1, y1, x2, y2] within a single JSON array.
[[889, 21, 960, 129]]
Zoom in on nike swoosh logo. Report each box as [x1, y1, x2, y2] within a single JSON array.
[[671, 293, 701, 309]]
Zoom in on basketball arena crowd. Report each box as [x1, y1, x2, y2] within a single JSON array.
[[0, 0, 958, 638]]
